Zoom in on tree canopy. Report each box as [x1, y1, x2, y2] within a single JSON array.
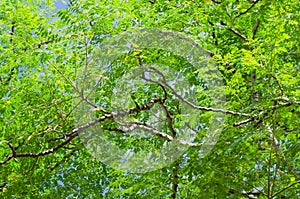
[[0, 0, 299, 198]]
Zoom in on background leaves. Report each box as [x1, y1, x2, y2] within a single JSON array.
[[0, 0, 299, 198]]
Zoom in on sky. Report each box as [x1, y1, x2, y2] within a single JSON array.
[[54, 0, 69, 12], [46, 0, 69, 23]]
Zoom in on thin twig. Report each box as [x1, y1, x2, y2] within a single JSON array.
[[230, 173, 268, 197], [234, 99, 300, 126], [252, 18, 260, 39], [227, 26, 249, 42], [50, 149, 79, 171], [272, 180, 300, 198], [114, 121, 199, 147], [234, 0, 260, 19], [270, 74, 284, 98], [144, 67, 250, 117]]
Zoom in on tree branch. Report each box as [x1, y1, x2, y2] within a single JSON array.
[[270, 73, 285, 98], [0, 95, 167, 165], [235, 0, 260, 19], [227, 26, 249, 42], [143, 66, 250, 117], [208, 20, 218, 46], [171, 159, 180, 199], [252, 18, 260, 39], [272, 180, 300, 198], [23, 40, 53, 51], [10, 21, 15, 43], [234, 99, 300, 126], [220, 20, 249, 42], [111, 121, 200, 147], [49, 149, 79, 171], [211, 0, 221, 4]]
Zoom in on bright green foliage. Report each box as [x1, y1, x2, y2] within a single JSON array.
[[0, 0, 299, 198]]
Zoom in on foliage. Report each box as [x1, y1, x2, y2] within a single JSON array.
[[0, 0, 299, 198]]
